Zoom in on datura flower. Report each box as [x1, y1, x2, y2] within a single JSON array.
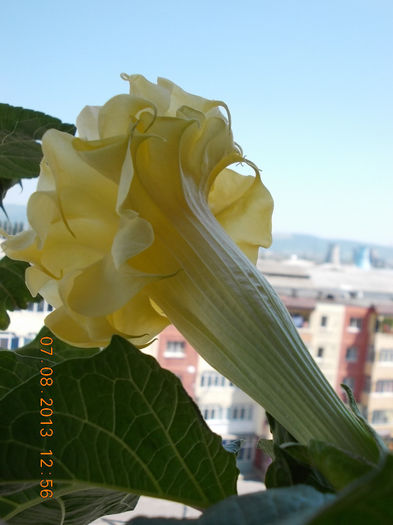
[[2, 75, 377, 461]]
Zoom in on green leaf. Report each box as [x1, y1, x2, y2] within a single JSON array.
[[126, 485, 335, 525], [0, 179, 20, 216], [279, 387, 388, 493], [0, 336, 238, 524], [341, 383, 387, 454], [308, 452, 393, 524], [283, 440, 374, 491], [0, 487, 138, 525], [0, 256, 43, 330], [261, 414, 332, 493], [257, 439, 275, 460], [0, 103, 76, 180], [0, 103, 76, 204], [264, 412, 296, 446]]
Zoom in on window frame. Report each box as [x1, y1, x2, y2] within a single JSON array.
[[375, 379, 393, 393], [345, 346, 358, 362], [348, 317, 362, 332], [163, 340, 186, 358]]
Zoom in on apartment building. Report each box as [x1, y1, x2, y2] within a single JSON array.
[[336, 304, 374, 402], [363, 305, 393, 437], [155, 324, 198, 398]]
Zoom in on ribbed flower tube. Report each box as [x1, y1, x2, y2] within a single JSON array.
[[146, 202, 378, 461]]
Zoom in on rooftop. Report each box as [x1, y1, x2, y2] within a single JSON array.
[[258, 257, 393, 306]]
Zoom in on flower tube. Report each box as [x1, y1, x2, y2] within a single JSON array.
[[2, 75, 377, 461]]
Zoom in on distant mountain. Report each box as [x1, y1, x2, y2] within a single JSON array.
[[268, 232, 393, 267]]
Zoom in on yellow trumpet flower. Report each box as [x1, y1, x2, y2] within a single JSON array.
[[2, 75, 377, 461]]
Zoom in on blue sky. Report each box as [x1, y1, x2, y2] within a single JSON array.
[[2, 0, 392, 245]]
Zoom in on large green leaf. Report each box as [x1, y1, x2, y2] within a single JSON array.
[[309, 452, 393, 524], [0, 336, 238, 524], [0, 103, 75, 181], [126, 485, 335, 525], [282, 440, 374, 491], [0, 256, 43, 330]]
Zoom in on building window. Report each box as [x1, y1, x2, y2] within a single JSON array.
[[348, 317, 362, 331], [320, 316, 328, 327], [379, 349, 393, 362], [228, 405, 253, 420], [26, 301, 53, 313], [164, 340, 185, 357], [371, 410, 391, 424], [200, 372, 227, 387], [0, 333, 20, 350], [291, 314, 304, 328], [375, 380, 393, 393], [345, 346, 358, 362], [316, 347, 324, 358], [202, 405, 223, 420], [342, 376, 355, 391]]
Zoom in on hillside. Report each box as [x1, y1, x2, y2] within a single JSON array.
[[268, 232, 393, 267]]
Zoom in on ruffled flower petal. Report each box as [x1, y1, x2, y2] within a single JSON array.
[[208, 168, 273, 263], [76, 105, 100, 140]]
